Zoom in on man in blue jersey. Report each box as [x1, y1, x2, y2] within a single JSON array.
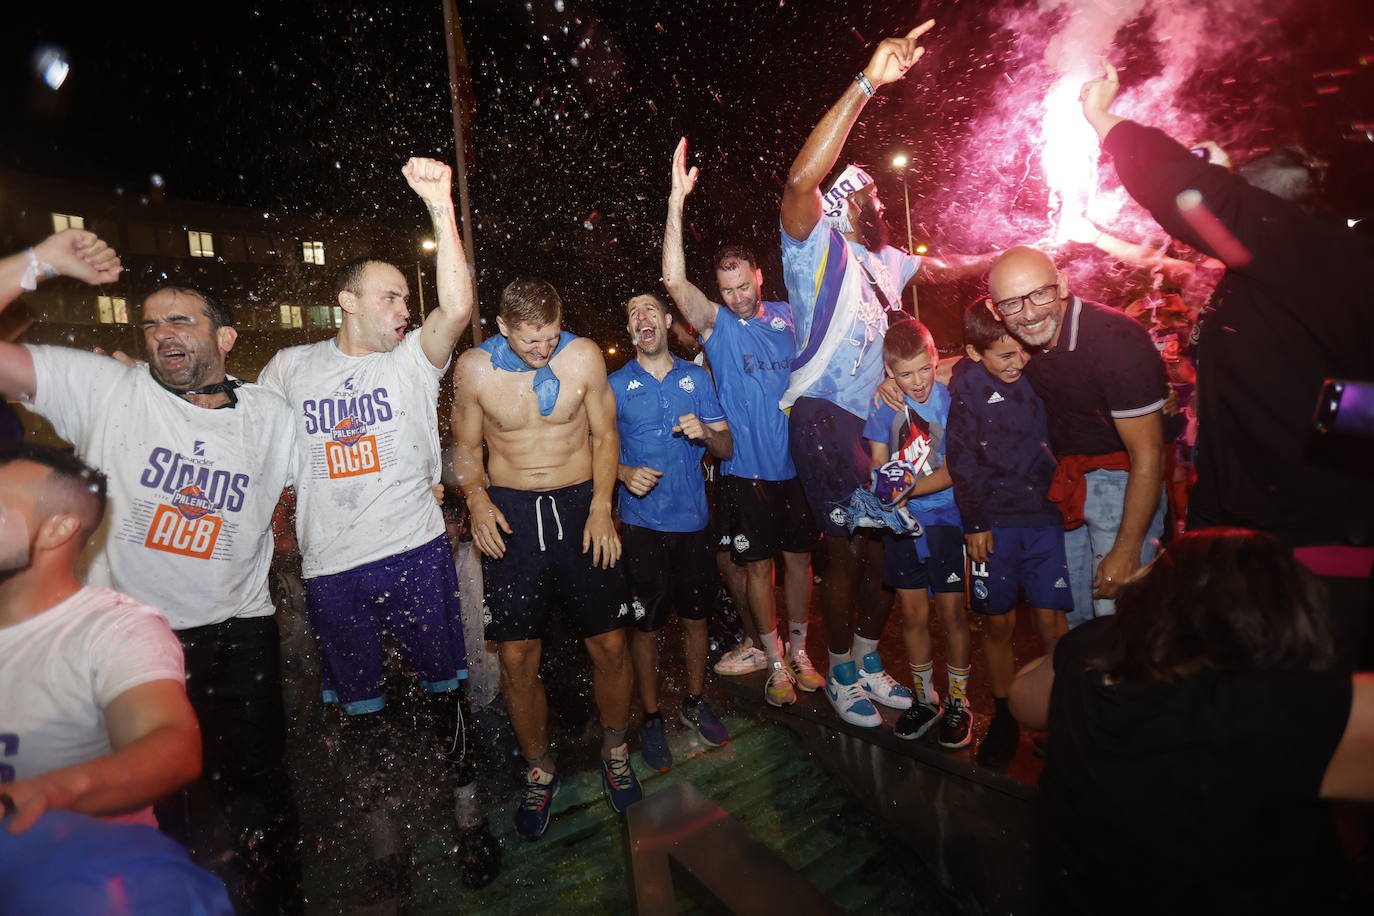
[[663, 140, 824, 710], [612, 293, 734, 771], [780, 22, 999, 726]]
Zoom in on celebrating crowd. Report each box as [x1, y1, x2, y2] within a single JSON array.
[[2, 21, 1372, 916]]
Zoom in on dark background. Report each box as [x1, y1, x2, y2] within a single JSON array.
[[4, 0, 1372, 352]]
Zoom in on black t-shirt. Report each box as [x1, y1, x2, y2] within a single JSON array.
[[1104, 120, 1374, 546], [1023, 298, 1168, 457], [1038, 616, 1355, 915]]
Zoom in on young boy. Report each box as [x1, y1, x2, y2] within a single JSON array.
[[861, 320, 974, 749], [946, 299, 1071, 769]]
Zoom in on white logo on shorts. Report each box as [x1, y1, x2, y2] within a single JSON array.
[[678, 376, 696, 393], [945, 572, 962, 584], [732, 534, 750, 552], [973, 580, 989, 601], [719, 534, 731, 548], [482, 605, 493, 626], [1054, 577, 1069, 589], [829, 507, 850, 527], [632, 598, 646, 620], [618, 603, 630, 617], [771, 316, 786, 331]]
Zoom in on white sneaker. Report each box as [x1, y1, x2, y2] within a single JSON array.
[[714, 639, 768, 676], [856, 652, 914, 710], [824, 662, 882, 728]]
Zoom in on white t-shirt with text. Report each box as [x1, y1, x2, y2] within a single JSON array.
[[26, 346, 296, 629], [0, 586, 186, 827], [257, 330, 447, 578]]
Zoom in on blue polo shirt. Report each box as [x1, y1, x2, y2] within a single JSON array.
[[863, 381, 962, 529], [611, 356, 726, 532], [701, 301, 797, 481]]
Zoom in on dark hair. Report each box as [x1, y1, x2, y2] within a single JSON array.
[[963, 298, 1013, 353], [622, 291, 669, 318], [498, 277, 562, 327], [713, 244, 757, 274], [1238, 147, 1324, 210], [334, 258, 395, 298], [1092, 528, 1335, 682], [883, 318, 937, 365], [144, 284, 234, 331], [0, 442, 107, 538]]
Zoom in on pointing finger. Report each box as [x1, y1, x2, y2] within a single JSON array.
[[907, 18, 935, 40], [1102, 59, 1119, 81]]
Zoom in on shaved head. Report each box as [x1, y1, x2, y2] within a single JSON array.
[[987, 246, 1058, 300], [988, 246, 1068, 350]]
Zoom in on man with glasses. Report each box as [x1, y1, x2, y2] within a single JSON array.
[[987, 246, 1166, 626]]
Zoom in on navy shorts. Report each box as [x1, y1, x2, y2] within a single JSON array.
[[788, 396, 872, 538], [968, 525, 1073, 615], [717, 475, 819, 563], [304, 534, 467, 715], [884, 525, 966, 593], [483, 480, 632, 642], [622, 524, 716, 632]]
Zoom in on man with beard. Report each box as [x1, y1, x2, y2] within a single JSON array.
[[0, 230, 303, 912], [612, 292, 733, 771], [662, 139, 823, 710], [988, 246, 1166, 625], [258, 157, 500, 890], [779, 21, 999, 726], [0, 444, 199, 834]]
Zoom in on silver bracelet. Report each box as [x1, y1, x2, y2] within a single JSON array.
[[20, 248, 59, 292], [854, 72, 875, 98]]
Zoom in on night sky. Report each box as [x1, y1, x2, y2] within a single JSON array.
[[4, 0, 1372, 347]]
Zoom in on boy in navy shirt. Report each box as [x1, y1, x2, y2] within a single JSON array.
[[947, 300, 1071, 769], [862, 321, 973, 749]]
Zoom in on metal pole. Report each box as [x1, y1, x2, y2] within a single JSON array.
[[902, 174, 919, 322], [416, 261, 426, 316], [442, 0, 482, 344]]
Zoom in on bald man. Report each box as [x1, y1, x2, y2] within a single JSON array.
[[988, 246, 1166, 625], [0, 444, 199, 834]]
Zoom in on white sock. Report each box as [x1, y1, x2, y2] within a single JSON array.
[[454, 781, 481, 830], [787, 620, 808, 654], [828, 649, 852, 672], [851, 633, 880, 664], [759, 629, 785, 665]]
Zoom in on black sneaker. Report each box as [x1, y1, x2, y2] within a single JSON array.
[[974, 711, 1020, 771], [456, 819, 502, 890], [938, 698, 973, 749], [894, 700, 943, 740]]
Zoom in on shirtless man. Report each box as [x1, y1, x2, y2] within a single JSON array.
[[452, 278, 640, 839]]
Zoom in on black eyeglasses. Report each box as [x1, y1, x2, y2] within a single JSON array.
[[991, 283, 1058, 318]]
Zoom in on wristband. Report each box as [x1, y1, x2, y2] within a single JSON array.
[[20, 248, 59, 292], [854, 72, 875, 98]]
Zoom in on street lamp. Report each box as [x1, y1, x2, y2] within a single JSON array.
[[892, 153, 919, 320]]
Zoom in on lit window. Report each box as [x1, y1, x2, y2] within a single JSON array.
[[188, 230, 215, 258], [333, 306, 343, 326], [52, 213, 85, 232], [309, 305, 334, 327], [279, 304, 303, 329], [97, 295, 128, 324], [302, 241, 326, 265]]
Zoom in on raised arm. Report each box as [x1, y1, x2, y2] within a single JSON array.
[[1062, 212, 1197, 287], [579, 341, 622, 569], [0, 230, 123, 400], [781, 20, 935, 241], [916, 251, 1000, 285], [404, 157, 474, 368], [3, 680, 199, 834], [661, 139, 719, 340]]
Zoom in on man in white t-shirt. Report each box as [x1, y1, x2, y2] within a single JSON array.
[[0, 230, 303, 913], [258, 157, 499, 890], [0, 443, 198, 834]]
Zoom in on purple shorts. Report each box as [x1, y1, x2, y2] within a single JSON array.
[[305, 534, 467, 715]]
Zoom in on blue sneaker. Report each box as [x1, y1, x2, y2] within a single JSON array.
[[680, 699, 730, 747], [513, 766, 560, 840], [640, 715, 673, 772], [601, 743, 643, 813], [825, 661, 882, 728], [857, 652, 915, 710]]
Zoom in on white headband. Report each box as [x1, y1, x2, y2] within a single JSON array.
[[821, 165, 874, 233]]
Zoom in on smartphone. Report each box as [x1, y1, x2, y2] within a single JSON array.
[[1313, 379, 1374, 439]]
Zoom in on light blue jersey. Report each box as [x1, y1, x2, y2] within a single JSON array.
[[781, 219, 921, 420], [701, 301, 796, 481]]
